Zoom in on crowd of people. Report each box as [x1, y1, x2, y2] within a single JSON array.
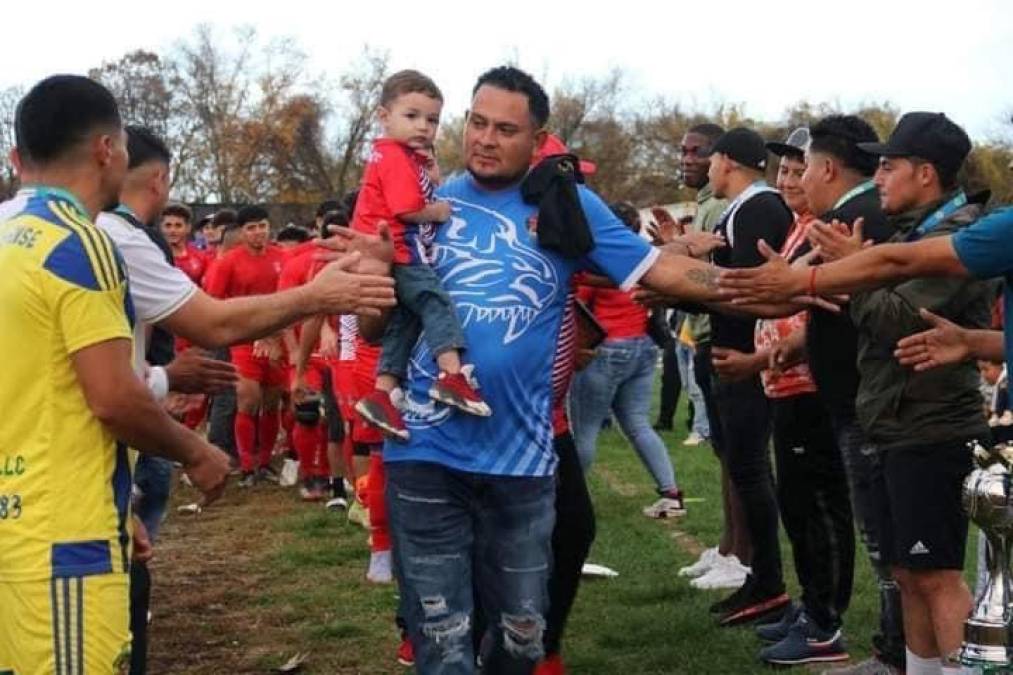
[[2, 62, 1013, 675]]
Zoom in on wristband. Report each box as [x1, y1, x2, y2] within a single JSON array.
[[808, 265, 820, 297], [147, 366, 169, 401]]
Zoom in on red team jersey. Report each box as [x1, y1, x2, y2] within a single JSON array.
[[205, 244, 287, 300], [352, 138, 434, 265], [172, 243, 210, 285]]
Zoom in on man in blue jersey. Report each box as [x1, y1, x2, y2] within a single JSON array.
[[347, 66, 733, 674]]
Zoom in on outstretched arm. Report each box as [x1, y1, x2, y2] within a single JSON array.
[[160, 253, 395, 348], [719, 236, 968, 304]]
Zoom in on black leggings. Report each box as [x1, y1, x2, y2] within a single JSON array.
[[772, 394, 855, 630], [712, 375, 782, 594]]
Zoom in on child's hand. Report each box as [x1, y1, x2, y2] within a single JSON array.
[[432, 200, 453, 222]]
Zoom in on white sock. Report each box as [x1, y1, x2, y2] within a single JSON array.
[[906, 648, 943, 675]]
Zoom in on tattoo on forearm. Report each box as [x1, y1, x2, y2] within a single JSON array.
[[686, 266, 720, 291]]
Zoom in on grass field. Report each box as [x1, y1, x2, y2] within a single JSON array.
[[148, 398, 979, 674]]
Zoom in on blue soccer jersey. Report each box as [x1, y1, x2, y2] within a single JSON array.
[[384, 174, 659, 477]]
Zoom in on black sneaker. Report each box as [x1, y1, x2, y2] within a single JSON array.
[[709, 577, 754, 615], [717, 586, 790, 627], [756, 601, 801, 643], [758, 612, 849, 666], [257, 465, 280, 483]]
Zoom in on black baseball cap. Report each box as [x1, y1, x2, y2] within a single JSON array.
[[711, 127, 768, 172], [857, 112, 971, 175], [767, 127, 810, 159]]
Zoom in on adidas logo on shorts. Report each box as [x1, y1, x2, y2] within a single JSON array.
[[909, 540, 930, 555]]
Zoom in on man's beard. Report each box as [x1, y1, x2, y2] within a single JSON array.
[[467, 165, 528, 190]]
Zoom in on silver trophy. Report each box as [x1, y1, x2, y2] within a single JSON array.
[[961, 440, 1013, 669]]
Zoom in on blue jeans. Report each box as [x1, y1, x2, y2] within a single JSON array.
[[133, 454, 173, 543], [386, 461, 556, 675], [380, 264, 466, 379], [569, 336, 677, 492], [675, 342, 710, 438]]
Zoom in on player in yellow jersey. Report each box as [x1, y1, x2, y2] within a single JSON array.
[[0, 76, 231, 675]]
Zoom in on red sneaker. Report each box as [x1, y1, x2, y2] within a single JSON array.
[[355, 390, 410, 442], [396, 637, 415, 667], [534, 653, 566, 675], [429, 369, 492, 417]]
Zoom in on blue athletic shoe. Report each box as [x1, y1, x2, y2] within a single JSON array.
[[755, 601, 800, 643], [759, 612, 849, 666]]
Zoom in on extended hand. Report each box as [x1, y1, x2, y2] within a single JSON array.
[[317, 221, 394, 266], [718, 240, 810, 304], [166, 349, 238, 394], [807, 217, 870, 262], [307, 252, 396, 317], [894, 308, 971, 371]]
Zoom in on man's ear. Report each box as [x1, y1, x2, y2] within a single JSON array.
[[94, 133, 115, 168]]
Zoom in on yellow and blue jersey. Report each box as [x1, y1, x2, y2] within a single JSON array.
[[0, 186, 135, 584]]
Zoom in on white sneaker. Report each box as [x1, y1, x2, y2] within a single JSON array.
[[325, 496, 348, 511], [642, 493, 686, 518], [683, 432, 706, 446], [366, 550, 393, 584], [678, 547, 721, 578], [690, 555, 749, 590]]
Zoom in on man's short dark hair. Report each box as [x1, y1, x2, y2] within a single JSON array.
[[809, 115, 879, 177], [688, 123, 725, 145], [162, 203, 192, 223], [380, 70, 443, 107], [211, 208, 238, 228], [315, 199, 341, 219], [126, 125, 170, 169], [911, 156, 960, 191], [342, 190, 360, 217], [236, 205, 269, 226], [473, 66, 550, 128], [15, 75, 122, 165], [322, 209, 349, 228], [276, 225, 311, 243]]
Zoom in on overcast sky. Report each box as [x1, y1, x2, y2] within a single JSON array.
[[5, 0, 1012, 141]]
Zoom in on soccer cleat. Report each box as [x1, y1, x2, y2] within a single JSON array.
[[759, 612, 849, 666], [756, 601, 801, 643], [717, 587, 791, 627], [691, 555, 750, 590], [347, 499, 370, 529], [237, 472, 256, 488], [679, 547, 722, 578], [325, 496, 348, 511], [355, 390, 410, 441], [257, 464, 280, 484], [396, 637, 415, 667], [428, 368, 492, 417], [299, 480, 324, 502], [642, 491, 686, 518], [533, 653, 566, 675]]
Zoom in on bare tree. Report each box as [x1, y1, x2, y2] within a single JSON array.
[[89, 50, 200, 195], [0, 86, 23, 199], [329, 47, 388, 197]]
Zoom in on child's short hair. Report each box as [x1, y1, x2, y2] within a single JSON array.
[[380, 70, 443, 107]]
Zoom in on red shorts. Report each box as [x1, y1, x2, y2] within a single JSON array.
[[332, 360, 358, 421], [231, 344, 287, 388], [351, 347, 383, 445], [291, 356, 328, 393]]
